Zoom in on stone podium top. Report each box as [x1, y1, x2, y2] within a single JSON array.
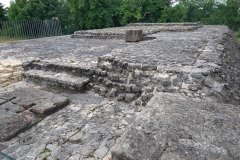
[[0, 24, 236, 73]]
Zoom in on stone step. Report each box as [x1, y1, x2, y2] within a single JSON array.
[[24, 70, 90, 91], [111, 92, 240, 160], [27, 60, 129, 84], [26, 61, 94, 76]]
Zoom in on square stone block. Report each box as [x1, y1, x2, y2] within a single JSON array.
[[125, 30, 143, 42]]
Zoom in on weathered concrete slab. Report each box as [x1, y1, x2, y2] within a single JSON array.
[[111, 93, 240, 160], [0, 88, 69, 142]]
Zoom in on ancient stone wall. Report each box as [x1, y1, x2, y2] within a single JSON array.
[[0, 59, 23, 87], [95, 27, 240, 106], [212, 29, 240, 104]]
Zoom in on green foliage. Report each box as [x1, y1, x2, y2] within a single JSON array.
[[86, 71, 93, 76], [6, 0, 240, 33], [119, 0, 171, 25], [8, 0, 30, 20], [67, 0, 119, 29], [0, 3, 8, 21], [36, 113, 44, 119], [40, 148, 51, 154], [158, 0, 240, 30], [8, 0, 76, 35], [100, 65, 108, 71], [159, 4, 186, 22]]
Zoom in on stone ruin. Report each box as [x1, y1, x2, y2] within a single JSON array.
[[0, 23, 239, 160]]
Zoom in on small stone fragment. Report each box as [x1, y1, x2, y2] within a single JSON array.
[[110, 74, 119, 81], [109, 88, 117, 97], [161, 80, 172, 87], [141, 92, 148, 101], [117, 93, 126, 101], [173, 78, 182, 87], [188, 84, 199, 91], [132, 86, 141, 93], [125, 94, 136, 102], [94, 146, 109, 158]]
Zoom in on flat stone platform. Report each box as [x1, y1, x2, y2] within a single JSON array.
[[0, 25, 227, 72]]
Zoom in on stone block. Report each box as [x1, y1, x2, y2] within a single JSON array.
[[125, 93, 136, 102], [141, 92, 148, 101], [0, 73, 12, 79], [109, 88, 117, 97], [125, 85, 132, 93], [125, 30, 143, 42], [117, 93, 126, 101], [110, 74, 119, 81], [132, 86, 141, 93], [142, 64, 157, 71], [173, 78, 182, 87]]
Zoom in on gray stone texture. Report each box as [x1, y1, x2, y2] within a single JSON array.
[[111, 93, 240, 160], [0, 86, 136, 160], [0, 88, 69, 142], [1, 23, 240, 160]]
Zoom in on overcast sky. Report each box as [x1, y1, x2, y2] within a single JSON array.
[[0, 0, 10, 7]]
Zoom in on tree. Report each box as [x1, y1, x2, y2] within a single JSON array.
[[8, 0, 77, 34], [8, 0, 30, 20], [8, 0, 65, 20], [0, 3, 8, 21], [119, 0, 171, 25], [67, 0, 120, 29], [158, 4, 186, 22]]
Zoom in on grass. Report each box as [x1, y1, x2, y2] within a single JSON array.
[[234, 32, 240, 43], [100, 65, 109, 71], [237, 38, 240, 43], [40, 148, 51, 155], [0, 37, 26, 44]]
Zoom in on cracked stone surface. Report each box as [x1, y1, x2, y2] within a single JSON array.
[[0, 82, 137, 160], [111, 92, 240, 160], [0, 87, 69, 142]]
